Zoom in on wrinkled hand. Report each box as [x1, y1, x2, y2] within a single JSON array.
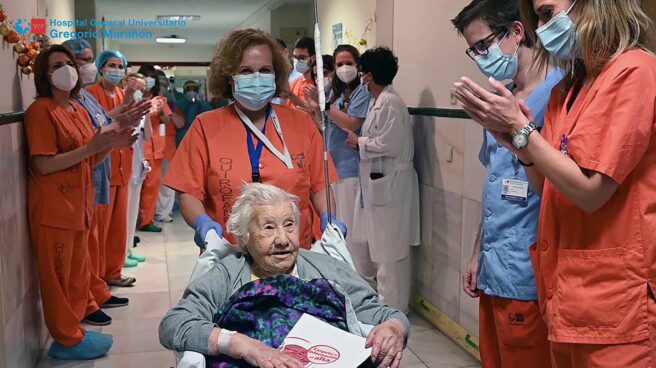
[[366, 319, 406, 368], [453, 77, 528, 133], [463, 254, 480, 298], [193, 214, 224, 249], [342, 127, 359, 149], [320, 212, 348, 238], [238, 338, 303, 368], [114, 99, 152, 129]]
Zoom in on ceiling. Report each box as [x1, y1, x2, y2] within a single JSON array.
[[94, 0, 312, 46]]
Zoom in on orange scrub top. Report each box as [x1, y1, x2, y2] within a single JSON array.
[[164, 112, 177, 161], [164, 104, 337, 247], [85, 83, 132, 186], [144, 104, 172, 161], [25, 98, 96, 231], [532, 49, 656, 345], [287, 76, 315, 109]]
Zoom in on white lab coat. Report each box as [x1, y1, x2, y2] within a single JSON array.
[[351, 85, 420, 263]]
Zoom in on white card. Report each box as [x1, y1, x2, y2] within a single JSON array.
[[501, 178, 529, 202], [280, 314, 371, 367], [159, 123, 166, 136]]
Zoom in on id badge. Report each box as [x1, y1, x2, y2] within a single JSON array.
[[95, 113, 107, 126], [501, 178, 529, 202], [159, 123, 166, 136]]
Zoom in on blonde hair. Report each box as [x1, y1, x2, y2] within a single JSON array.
[[208, 28, 291, 100], [519, 0, 654, 93]]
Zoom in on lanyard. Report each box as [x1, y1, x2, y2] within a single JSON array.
[[235, 104, 294, 183], [245, 109, 269, 183], [511, 154, 520, 177]]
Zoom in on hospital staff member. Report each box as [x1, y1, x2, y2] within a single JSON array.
[[25, 45, 134, 360], [307, 44, 373, 283], [286, 37, 316, 110], [137, 64, 172, 233], [62, 39, 150, 315], [451, 1, 564, 367], [343, 47, 420, 313], [86, 49, 142, 287], [455, 0, 656, 365], [164, 28, 342, 250]]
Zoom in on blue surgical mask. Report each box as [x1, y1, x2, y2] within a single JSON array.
[[294, 59, 310, 74], [104, 68, 125, 85], [232, 72, 276, 111], [475, 32, 520, 81], [145, 77, 156, 90], [536, 1, 578, 60]]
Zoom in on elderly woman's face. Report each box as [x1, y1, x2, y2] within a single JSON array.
[[246, 202, 300, 277]]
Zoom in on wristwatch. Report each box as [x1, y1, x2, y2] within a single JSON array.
[[512, 121, 537, 149]]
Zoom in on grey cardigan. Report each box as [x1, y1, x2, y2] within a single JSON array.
[[159, 250, 410, 355]]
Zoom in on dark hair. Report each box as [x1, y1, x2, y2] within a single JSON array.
[[451, 0, 533, 48], [33, 44, 83, 99], [293, 36, 315, 56], [330, 45, 361, 103], [322, 54, 334, 71], [360, 47, 398, 86], [275, 38, 287, 50], [137, 64, 161, 95]]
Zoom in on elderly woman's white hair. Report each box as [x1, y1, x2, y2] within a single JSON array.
[[226, 183, 301, 247]]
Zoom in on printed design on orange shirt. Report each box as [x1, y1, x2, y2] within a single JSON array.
[[291, 153, 306, 169], [508, 312, 525, 326], [218, 157, 234, 223]]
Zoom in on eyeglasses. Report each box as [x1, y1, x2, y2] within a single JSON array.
[[292, 55, 310, 61], [465, 31, 506, 60], [76, 56, 95, 64]]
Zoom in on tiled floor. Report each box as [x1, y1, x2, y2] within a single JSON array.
[[37, 213, 480, 368]]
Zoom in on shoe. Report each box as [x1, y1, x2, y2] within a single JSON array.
[[139, 223, 162, 232], [102, 295, 129, 308], [128, 249, 145, 262], [124, 258, 138, 268], [47, 331, 113, 360], [108, 275, 136, 287], [82, 310, 112, 326], [155, 215, 173, 223]]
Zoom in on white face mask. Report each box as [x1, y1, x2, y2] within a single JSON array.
[[78, 63, 97, 85], [336, 65, 358, 83], [51, 65, 79, 92]]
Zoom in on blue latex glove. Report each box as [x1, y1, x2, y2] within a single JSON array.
[[320, 212, 348, 238], [193, 214, 224, 249]]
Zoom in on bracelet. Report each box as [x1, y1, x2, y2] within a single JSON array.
[[217, 329, 237, 355], [517, 157, 534, 167]]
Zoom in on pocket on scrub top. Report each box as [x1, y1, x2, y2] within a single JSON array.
[[555, 245, 629, 329], [40, 185, 85, 230], [368, 172, 394, 206]]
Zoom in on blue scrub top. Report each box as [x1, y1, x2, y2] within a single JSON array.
[[175, 98, 213, 147], [477, 68, 564, 300], [326, 84, 371, 179], [77, 88, 112, 206]]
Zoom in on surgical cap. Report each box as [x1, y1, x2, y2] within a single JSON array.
[[61, 38, 92, 57], [96, 49, 128, 75], [184, 80, 200, 89]]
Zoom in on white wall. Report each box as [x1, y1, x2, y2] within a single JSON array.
[[44, 0, 75, 44], [116, 43, 216, 63], [387, 0, 488, 339], [316, 0, 376, 54], [241, 9, 272, 33], [270, 3, 313, 44]]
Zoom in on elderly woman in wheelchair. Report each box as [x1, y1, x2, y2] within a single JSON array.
[[159, 183, 409, 368]]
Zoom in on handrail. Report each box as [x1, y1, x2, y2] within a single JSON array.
[[0, 111, 24, 126], [0, 107, 471, 127]]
